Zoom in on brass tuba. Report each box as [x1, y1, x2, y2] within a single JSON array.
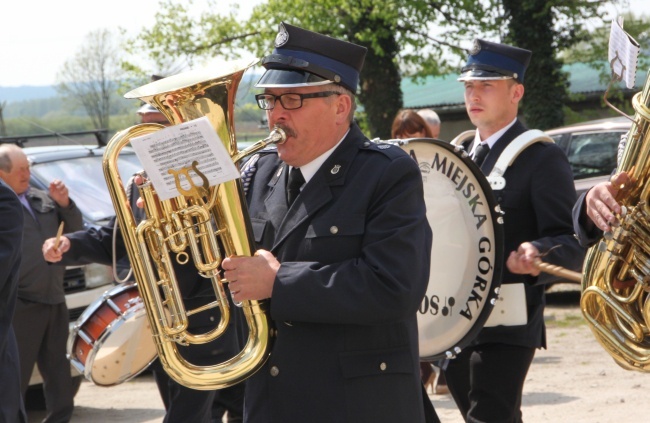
[[581, 69, 650, 372], [102, 59, 285, 389]]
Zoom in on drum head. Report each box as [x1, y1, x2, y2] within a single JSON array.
[[68, 283, 157, 386], [393, 138, 504, 361]]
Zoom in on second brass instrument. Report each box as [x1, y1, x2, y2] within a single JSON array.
[[103, 60, 285, 389], [581, 69, 650, 372]]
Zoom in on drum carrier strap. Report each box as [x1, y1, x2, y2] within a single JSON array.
[[487, 129, 554, 190]]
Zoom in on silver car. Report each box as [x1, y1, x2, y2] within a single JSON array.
[[546, 116, 631, 196]]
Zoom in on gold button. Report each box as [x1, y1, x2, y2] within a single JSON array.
[[330, 226, 338, 234], [379, 362, 387, 371], [270, 366, 280, 377]]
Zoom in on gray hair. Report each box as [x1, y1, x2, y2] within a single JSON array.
[[326, 84, 357, 123], [417, 109, 441, 126]]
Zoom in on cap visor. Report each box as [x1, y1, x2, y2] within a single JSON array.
[[255, 69, 331, 88], [457, 69, 513, 81], [137, 104, 159, 114]]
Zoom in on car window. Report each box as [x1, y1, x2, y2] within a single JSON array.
[[564, 131, 622, 180], [30, 154, 142, 223]]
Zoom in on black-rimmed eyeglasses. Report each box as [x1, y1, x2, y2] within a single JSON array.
[[255, 91, 341, 110]]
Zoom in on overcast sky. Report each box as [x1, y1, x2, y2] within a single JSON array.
[[1, 0, 648, 88]]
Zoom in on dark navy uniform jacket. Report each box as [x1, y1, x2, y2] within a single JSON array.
[[0, 180, 26, 423], [463, 119, 584, 349], [242, 123, 432, 423]]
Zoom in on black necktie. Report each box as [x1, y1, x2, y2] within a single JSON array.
[[286, 167, 305, 206], [473, 143, 490, 166]]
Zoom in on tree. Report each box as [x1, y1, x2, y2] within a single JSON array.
[[126, 0, 624, 137], [560, 11, 650, 99], [498, 0, 636, 129], [0, 101, 6, 136], [56, 29, 126, 130], [126, 0, 496, 138]]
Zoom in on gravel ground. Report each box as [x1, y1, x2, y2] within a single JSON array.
[[27, 284, 649, 423], [432, 283, 649, 423]]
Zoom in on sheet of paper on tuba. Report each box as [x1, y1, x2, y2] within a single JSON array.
[[130, 116, 240, 201], [609, 16, 640, 89]]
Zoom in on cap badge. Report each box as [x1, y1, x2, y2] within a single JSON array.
[[469, 39, 481, 56], [275, 24, 289, 48]]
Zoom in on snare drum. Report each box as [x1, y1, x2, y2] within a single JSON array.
[[388, 138, 504, 361], [67, 283, 157, 386]]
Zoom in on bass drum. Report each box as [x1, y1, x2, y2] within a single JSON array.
[[67, 282, 157, 386], [392, 138, 504, 361]]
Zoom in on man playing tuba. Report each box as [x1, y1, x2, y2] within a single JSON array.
[[221, 22, 437, 423]]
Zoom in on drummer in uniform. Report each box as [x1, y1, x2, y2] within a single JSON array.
[[443, 39, 585, 422]]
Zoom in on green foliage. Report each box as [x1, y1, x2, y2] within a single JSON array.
[[3, 102, 265, 141], [560, 12, 650, 87], [3, 115, 102, 138], [120, 0, 630, 137], [7, 1, 639, 140], [121, 0, 502, 138], [501, 0, 573, 129]]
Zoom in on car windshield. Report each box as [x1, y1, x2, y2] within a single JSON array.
[[30, 153, 142, 223], [559, 131, 622, 180]]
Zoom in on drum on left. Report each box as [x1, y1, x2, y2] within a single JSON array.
[[67, 282, 157, 386]]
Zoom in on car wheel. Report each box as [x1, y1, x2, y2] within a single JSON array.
[[24, 376, 83, 410]]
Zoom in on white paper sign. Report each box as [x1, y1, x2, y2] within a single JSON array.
[[130, 116, 240, 201], [609, 17, 640, 89]]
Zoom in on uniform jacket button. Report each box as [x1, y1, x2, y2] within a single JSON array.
[[330, 226, 338, 234], [270, 366, 280, 377], [379, 362, 387, 371]]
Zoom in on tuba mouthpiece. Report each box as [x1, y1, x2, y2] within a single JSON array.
[[271, 127, 287, 144]]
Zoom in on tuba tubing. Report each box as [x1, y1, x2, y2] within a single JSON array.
[[581, 69, 650, 372], [103, 60, 285, 389]]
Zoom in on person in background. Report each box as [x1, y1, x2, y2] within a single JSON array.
[[221, 22, 438, 423], [0, 144, 84, 423], [417, 108, 442, 139], [43, 97, 244, 423], [391, 109, 433, 139], [137, 103, 170, 125], [0, 176, 26, 423], [443, 39, 584, 422], [391, 108, 448, 396]]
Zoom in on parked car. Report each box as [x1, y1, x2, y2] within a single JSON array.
[[546, 116, 632, 197], [541, 117, 631, 287], [21, 144, 142, 408]]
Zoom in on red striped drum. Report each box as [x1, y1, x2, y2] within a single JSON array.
[[67, 283, 157, 386]]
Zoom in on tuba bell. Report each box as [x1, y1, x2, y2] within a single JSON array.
[[102, 59, 285, 389], [581, 69, 650, 372]]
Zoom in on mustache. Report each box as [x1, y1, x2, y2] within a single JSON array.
[[273, 124, 296, 139]]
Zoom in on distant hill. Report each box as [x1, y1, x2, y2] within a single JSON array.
[[1, 71, 266, 121], [0, 85, 57, 103]]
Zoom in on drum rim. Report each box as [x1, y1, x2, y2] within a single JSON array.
[[392, 138, 505, 361], [86, 302, 157, 386], [67, 283, 158, 386]]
